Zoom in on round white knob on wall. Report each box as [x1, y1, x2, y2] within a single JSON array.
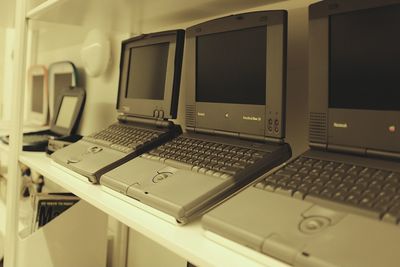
[[81, 29, 110, 77]]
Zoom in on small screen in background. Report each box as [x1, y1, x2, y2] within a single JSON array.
[[54, 73, 73, 107], [196, 26, 267, 105], [125, 43, 169, 100], [32, 75, 44, 113], [329, 4, 400, 111], [55, 96, 78, 129]]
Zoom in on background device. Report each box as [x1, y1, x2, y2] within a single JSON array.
[[26, 65, 48, 126], [2, 87, 86, 151], [48, 61, 78, 121]]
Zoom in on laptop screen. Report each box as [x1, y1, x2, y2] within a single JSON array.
[[329, 5, 400, 111], [117, 30, 185, 119], [126, 43, 169, 100], [55, 96, 79, 129], [32, 75, 44, 113], [309, 0, 400, 153], [196, 27, 266, 105]]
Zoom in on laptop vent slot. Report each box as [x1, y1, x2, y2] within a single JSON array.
[[309, 112, 327, 143], [185, 105, 196, 127]]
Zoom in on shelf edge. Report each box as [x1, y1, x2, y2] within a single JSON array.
[[26, 0, 66, 19]]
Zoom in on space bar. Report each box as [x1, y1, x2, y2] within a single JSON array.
[[164, 159, 193, 171]]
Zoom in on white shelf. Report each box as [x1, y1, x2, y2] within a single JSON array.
[[26, 0, 67, 19], [19, 152, 288, 267], [26, 0, 315, 32]]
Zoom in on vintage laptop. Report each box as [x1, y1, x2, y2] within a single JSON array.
[[51, 30, 185, 184], [203, 1, 400, 266], [1, 87, 85, 151], [101, 11, 292, 224]]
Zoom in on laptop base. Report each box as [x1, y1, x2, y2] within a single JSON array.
[[203, 187, 400, 267], [51, 139, 136, 184], [102, 186, 179, 225], [204, 230, 289, 267]]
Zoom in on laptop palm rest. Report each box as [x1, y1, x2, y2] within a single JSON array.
[[101, 157, 231, 220], [203, 187, 400, 267]]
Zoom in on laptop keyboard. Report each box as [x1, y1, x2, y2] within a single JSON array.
[[83, 123, 163, 153], [256, 156, 400, 223], [142, 136, 268, 179]]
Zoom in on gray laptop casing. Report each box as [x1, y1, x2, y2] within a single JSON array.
[[51, 30, 185, 183], [202, 0, 400, 266], [203, 186, 400, 267], [100, 10, 291, 224]]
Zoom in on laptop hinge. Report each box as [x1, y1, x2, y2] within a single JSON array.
[[240, 133, 284, 144], [366, 149, 400, 161], [187, 127, 282, 143], [117, 115, 173, 128], [309, 142, 327, 150], [186, 127, 195, 133], [192, 127, 239, 138], [327, 144, 366, 156]]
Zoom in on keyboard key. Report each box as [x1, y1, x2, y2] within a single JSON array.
[[276, 169, 296, 178], [387, 172, 400, 183], [332, 190, 347, 201], [359, 196, 375, 208], [372, 170, 390, 181], [303, 158, 318, 167], [219, 166, 242, 175], [336, 163, 352, 173], [252, 151, 264, 159], [359, 168, 377, 178], [323, 162, 340, 171], [232, 162, 248, 169], [284, 164, 300, 172], [346, 193, 361, 204], [308, 168, 322, 177], [347, 166, 364, 175], [313, 160, 328, 169]]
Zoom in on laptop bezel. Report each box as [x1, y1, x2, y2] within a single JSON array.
[[26, 65, 49, 126], [309, 0, 400, 153], [50, 87, 86, 136], [116, 30, 185, 120], [185, 11, 287, 139]]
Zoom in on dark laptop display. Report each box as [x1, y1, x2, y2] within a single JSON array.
[[309, 1, 400, 154], [100, 11, 291, 224], [51, 30, 185, 183], [196, 27, 266, 105], [126, 43, 168, 100], [329, 6, 400, 111], [203, 1, 400, 267]]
